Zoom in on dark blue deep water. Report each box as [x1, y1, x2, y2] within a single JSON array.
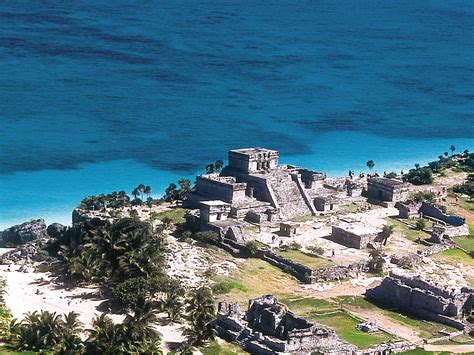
[[1, 1, 473, 227]]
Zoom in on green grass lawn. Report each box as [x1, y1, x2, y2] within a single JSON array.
[[432, 248, 474, 266], [201, 340, 248, 354], [289, 214, 324, 222], [314, 311, 396, 349], [212, 258, 300, 305], [272, 296, 397, 349], [401, 348, 451, 355], [386, 218, 430, 242], [341, 203, 359, 213], [276, 250, 334, 269], [459, 197, 474, 212], [452, 235, 474, 252], [0, 346, 37, 355], [150, 208, 186, 225], [334, 296, 458, 339]]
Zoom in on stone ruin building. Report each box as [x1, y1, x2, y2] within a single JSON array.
[[366, 272, 474, 331], [395, 201, 469, 239], [366, 177, 408, 206], [214, 295, 357, 354], [187, 147, 362, 222], [330, 220, 382, 249]]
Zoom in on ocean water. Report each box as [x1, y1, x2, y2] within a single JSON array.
[[0, 1, 473, 229]]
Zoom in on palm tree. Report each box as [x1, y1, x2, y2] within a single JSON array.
[[214, 160, 224, 172], [144, 185, 152, 198], [132, 187, 140, 200], [450, 145, 456, 156], [366, 160, 375, 171], [87, 314, 123, 353], [185, 287, 215, 346], [381, 225, 394, 246], [414, 163, 420, 169], [205, 163, 215, 174], [137, 184, 146, 200], [444, 151, 449, 157]]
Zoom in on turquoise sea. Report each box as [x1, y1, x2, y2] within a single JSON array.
[[1, 1, 473, 229]]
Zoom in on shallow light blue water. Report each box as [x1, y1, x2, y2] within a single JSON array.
[[0, 1, 473, 228]]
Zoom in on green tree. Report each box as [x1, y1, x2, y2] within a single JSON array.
[[415, 218, 426, 231], [406, 167, 433, 185], [214, 160, 224, 172], [177, 179, 192, 200], [185, 287, 216, 346], [164, 183, 178, 202], [245, 240, 260, 257], [144, 185, 152, 198], [450, 145, 456, 156], [366, 160, 375, 170], [368, 250, 384, 273], [381, 225, 394, 246], [205, 164, 215, 174]]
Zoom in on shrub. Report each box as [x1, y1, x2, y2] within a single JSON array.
[[415, 219, 426, 231], [112, 277, 150, 311], [245, 240, 260, 257], [288, 241, 302, 250], [307, 246, 324, 256], [212, 280, 247, 294], [385, 172, 397, 179], [368, 250, 384, 273], [412, 191, 436, 203], [406, 167, 433, 185], [282, 265, 295, 275]]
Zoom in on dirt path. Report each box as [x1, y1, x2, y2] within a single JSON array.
[[424, 344, 474, 353], [344, 305, 422, 342]]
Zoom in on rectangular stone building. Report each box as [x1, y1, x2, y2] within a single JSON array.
[[367, 177, 408, 204], [331, 222, 381, 249]]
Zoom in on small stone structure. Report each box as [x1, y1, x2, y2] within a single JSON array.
[[366, 273, 474, 330], [199, 200, 231, 223], [331, 222, 381, 249], [394, 200, 421, 219], [214, 295, 357, 354], [314, 195, 340, 212], [366, 178, 408, 206], [357, 322, 379, 333], [279, 222, 300, 237]]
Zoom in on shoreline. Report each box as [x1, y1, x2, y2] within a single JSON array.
[[1, 136, 473, 230]]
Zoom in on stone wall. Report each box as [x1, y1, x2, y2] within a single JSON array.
[[419, 202, 466, 226], [214, 295, 357, 354], [366, 273, 473, 329], [330, 225, 378, 249], [311, 262, 368, 282]]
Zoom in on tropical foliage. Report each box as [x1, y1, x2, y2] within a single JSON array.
[[59, 218, 166, 284], [9, 310, 84, 353], [184, 287, 216, 346]]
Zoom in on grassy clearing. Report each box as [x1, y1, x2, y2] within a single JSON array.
[[314, 311, 396, 349], [274, 296, 397, 349], [432, 248, 474, 266], [212, 258, 300, 305], [0, 346, 37, 355], [335, 296, 457, 339], [201, 340, 248, 354], [244, 225, 260, 234], [150, 208, 186, 225], [459, 197, 474, 212], [452, 235, 474, 252], [386, 218, 430, 242], [341, 203, 359, 213], [289, 214, 323, 222], [276, 250, 334, 269]]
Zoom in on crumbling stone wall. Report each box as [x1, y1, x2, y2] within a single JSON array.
[[419, 202, 466, 226], [366, 273, 473, 329], [214, 295, 356, 354], [1, 219, 48, 246]]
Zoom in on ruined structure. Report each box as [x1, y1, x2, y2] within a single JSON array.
[[199, 200, 231, 223], [366, 273, 474, 330], [366, 177, 408, 206], [188, 148, 361, 221], [279, 222, 299, 237], [214, 295, 356, 354], [331, 221, 381, 249]]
